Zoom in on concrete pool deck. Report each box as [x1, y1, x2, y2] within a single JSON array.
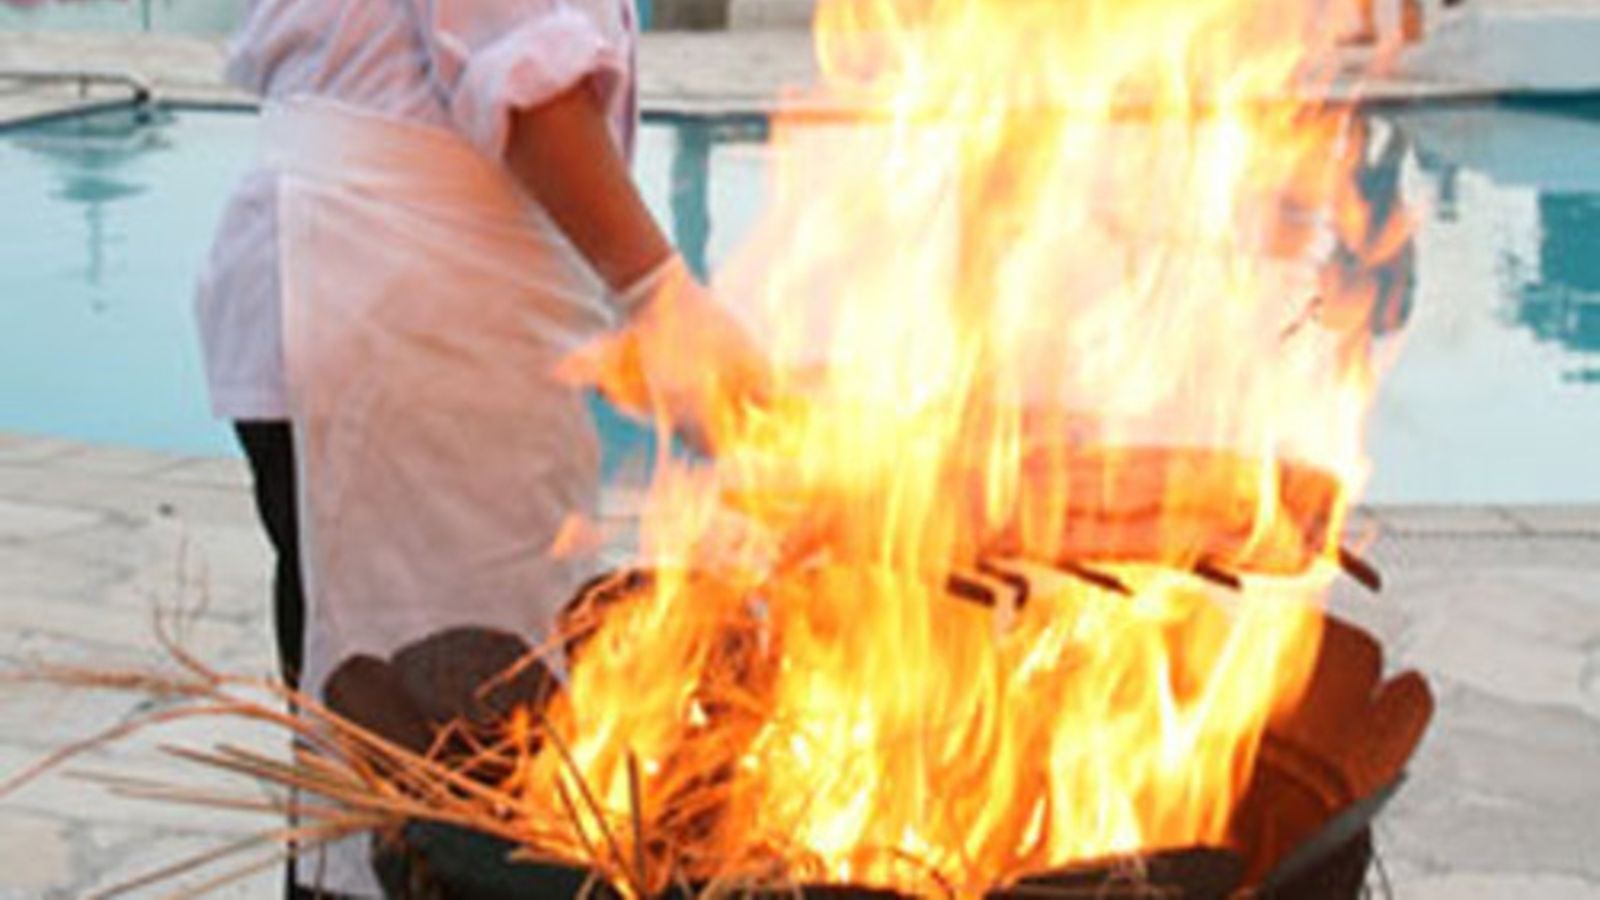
[[5, 6, 1600, 130], [2, 13, 1600, 900], [0, 431, 1597, 897]]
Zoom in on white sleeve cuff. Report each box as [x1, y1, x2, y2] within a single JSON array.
[[450, 7, 628, 161], [615, 253, 687, 319]]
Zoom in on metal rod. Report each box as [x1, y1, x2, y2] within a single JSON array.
[[976, 561, 1032, 610], [1055, 561, 1134, 596], [1338, 547, 1384, 593], [944, 573, 998, 608], [1192, 560, 1244, 591]]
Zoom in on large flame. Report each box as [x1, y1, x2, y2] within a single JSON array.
[[527, 0, 1397, 894]]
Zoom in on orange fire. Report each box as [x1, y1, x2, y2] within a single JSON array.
[[533, 0, 1395, 894]]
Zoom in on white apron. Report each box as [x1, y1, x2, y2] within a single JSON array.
[[267, 97, 611, 894]]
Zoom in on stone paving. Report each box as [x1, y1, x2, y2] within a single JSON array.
[[3, 13, 1600, 900], [0, 436, 283, 898], [0, 431, 1596, 896]]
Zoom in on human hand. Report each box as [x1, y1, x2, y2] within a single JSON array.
[[564, 255, 773, 455]]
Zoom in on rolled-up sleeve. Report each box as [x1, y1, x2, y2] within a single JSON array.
[[414, 0, 632, 160]]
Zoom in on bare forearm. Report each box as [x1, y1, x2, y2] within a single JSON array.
[[505, 84, 672, 294]]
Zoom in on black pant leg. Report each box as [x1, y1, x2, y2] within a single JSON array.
[[234, 421, 316, 899], [234, 421, 307, 690]]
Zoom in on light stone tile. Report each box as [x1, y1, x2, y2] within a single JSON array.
[[1371, 504, 1527, 535], [1325, 582, 1411, 650], [0, 813, 73, 897], [1400, 872, 1600, 900], [1410, 615, 1588, 709], [0, 434, 84, 467], [729, 0, 815, 29], [21, 514, 264, 585], [159, 455, 252, 491], [71, 828, 284, 900], [1370, 533, 1600, 570], [1502, 505, 1600, 536], [0, 703, 288, 832], [0, 499, 100, 544], [1345, 504, 1385, 539], [50, 444, 184, 479], [0, 592, 263, 676], [1380, 686, 1600, 882], [1584, 642, 1600, 720], [1385, 567, 1600, 712], [1404, 569, 1600, 643], [0, 544, 122, 600], [0, 463, 256, 529], [176, 523, 274, 587], [31, 518, 273, 604], [0, 681, 166, 756]]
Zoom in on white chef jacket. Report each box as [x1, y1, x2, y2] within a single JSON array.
[[192, 5, 639, 895], [195, 0, 638, 420]]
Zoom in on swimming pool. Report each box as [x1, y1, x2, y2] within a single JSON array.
[[0, 0, 246, 35], [1, 103, 1596, 503]]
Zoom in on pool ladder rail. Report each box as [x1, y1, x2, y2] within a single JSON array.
[[0, 68, 153, 132]]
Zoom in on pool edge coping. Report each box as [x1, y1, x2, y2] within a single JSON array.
[[2, 429, 1596, 528], [7, 80, 1600, 134]]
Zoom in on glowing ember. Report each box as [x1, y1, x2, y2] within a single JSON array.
[[537, 0, 1401, 894]]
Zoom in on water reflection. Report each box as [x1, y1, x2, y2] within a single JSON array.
[[11, 108, 173, 303], [1336, 115, 1418, 341], [665, 116, 767, 281], [669, 119, 715, 280], [1394, 99, 1600, 373], [1493, 100, 1600, 372], [1518, 194, 1600, 371]]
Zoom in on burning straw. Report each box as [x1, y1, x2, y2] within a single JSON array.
[[0, 588, 1427, 899]]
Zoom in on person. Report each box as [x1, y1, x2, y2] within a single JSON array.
[[192, 1, 768, 895]]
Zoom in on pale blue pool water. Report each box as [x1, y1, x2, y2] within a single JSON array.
[[1, 103, 1597, 503], [0, 0, 246, 34]]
